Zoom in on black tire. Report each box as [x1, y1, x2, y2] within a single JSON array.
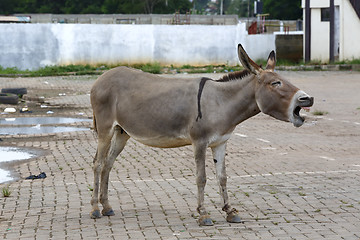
[[0, 93, 19, 105], [1, 88, 27, 96]]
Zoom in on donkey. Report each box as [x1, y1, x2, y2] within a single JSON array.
[[90, 44, 313, 226]]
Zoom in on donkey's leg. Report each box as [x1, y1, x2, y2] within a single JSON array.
[[211, 143, 242, 223], [193, 143, 213, 226], [90, 137, 111, 219], [99, 126, 129, 216]]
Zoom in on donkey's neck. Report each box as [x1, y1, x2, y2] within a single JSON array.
[[213, 74, 261, 127]]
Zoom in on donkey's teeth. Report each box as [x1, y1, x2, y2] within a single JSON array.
[[302, 107, 311, 112]]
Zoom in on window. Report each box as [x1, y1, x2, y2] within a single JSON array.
[[321, 8, 330, 21]]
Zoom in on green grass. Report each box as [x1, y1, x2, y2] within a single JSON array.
[[139, 62, 162, 74], [0, 64, 102, 77], [335, 59, 360, 65], [0, 66, 24, 75], [1, 58, 360, 77], [312, 110, 329, 116], [2, 186, 11, 197]]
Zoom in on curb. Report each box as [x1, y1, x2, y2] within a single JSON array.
[[277, 64, 360, 71]]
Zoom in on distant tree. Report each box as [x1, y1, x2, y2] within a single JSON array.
[[39, 0, 66, 14], [0, 0, 18, 15], [102, 0, 146, 14], [0, 0, 192, 15], [144, 0, 161, 13], [192, 0, 209, 13], [263, 0, 302, 20], [227, 0, 254, 18], [220, 0, 232, 15], [152, 0, 192, 14], [63, 0, 103, 14]]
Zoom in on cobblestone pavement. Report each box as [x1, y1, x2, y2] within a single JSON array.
[[0, 71, 360, 239]]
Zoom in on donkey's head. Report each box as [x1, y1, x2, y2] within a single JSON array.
[[237, 44, 313, 127]]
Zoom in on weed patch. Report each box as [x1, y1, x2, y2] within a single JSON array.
[[1, 58, 360, 77], [2, 186, 11, 197], [312, 110, 329, 116]]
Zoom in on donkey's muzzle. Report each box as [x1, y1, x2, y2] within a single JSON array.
[[297, 95, 314, 108], [289, 91, 314, 127]]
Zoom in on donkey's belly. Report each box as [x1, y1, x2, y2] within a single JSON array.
[[132, 135, 192, 148]]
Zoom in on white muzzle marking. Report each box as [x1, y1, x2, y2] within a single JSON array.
[[288, 90, 313, 127]]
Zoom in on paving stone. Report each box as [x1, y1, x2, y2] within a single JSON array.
[[1, 72, 360, 239]]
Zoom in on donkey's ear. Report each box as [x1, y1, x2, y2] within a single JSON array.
[[266, 50, 276, 71], [237, 44, 261, 75]]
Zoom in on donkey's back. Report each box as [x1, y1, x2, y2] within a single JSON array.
[[90, 66, 199, 148]]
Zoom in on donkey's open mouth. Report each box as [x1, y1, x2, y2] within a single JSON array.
[[290, 91, 314, 127], [293, 106, 302, 119]]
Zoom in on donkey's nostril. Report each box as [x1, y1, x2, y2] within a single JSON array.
[[298, 95, 314, 106], [298, 96, 309, 101]]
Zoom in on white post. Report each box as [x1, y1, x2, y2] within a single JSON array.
[[220, 0, 223, 15]]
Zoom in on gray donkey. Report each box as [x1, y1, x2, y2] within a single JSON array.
[[90, 44, 314, 226]]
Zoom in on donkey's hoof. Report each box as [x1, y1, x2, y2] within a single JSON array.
[[226, 212, 243, 223], [102, 209, 115, 216], [90, 210, 101, 219], [198, 215, 214, 226]]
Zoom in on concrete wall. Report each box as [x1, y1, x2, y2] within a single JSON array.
[[275, 34, 303, 62], [0, 23, 275, 70], [15, 14, 240, 25]]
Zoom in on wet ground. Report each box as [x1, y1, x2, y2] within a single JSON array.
[[0, 71, 359, 239], [0, 117, 91, 125], [0, 117, 91, 183], [0, 117, 90, 136], [0, 147, 36, 183]]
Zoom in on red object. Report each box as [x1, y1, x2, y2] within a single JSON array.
[[248, 22, 257, 34]]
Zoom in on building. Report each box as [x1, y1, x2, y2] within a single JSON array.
[[0, 16, 30, 23], [302, 0, 360, 62]]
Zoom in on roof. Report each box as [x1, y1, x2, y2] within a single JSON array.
[[0, 16, 31, 23]]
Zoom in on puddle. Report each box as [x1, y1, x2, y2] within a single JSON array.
[[0, 117, 91, 135], [0, 168, 13, 183], [0, 126, 89, 135], [0, 117, 88, 183], [0, 146, 40, 183], [0, 117, 91, 125], [0, 147, 35, 163]]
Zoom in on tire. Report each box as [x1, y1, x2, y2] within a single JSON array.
[[0, 93, 19, 105], [1, 88, 27, 96]]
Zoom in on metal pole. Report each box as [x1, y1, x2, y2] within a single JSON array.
[[220, 0, 223, 15], [330, 0, 335, 63], [305, 0, 311, 63]]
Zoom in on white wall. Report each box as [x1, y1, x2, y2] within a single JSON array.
[[302, 0, 360, 62], [341, 0, 360, 60], [0, 23, 275, 70], [311, 8, 330, 62]]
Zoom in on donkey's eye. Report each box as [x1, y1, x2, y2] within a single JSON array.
[[271, 81, 282, 87]]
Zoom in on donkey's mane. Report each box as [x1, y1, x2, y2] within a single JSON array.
[[216, 69, 251, 82], [196, 69, 252, 121]]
